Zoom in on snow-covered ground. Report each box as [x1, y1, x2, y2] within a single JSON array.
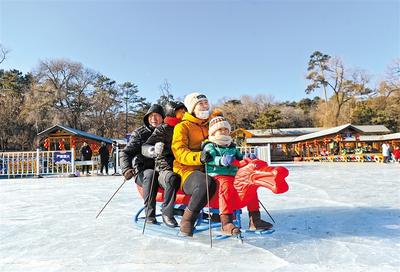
[[1, 162, 399, 272]]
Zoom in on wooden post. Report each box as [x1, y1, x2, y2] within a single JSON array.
[[36, 148, 40, 177], [116, 145, 120, 174], [71, 148, 75, 175]]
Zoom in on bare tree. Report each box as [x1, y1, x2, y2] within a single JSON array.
[[89, 75, 120, 137], [34, 59, 97, 129], [216, 94, 275, 130], [306, 51, 371, 126], [0, 44, 9, 65], [379, 58, 400, 99], [157, 79, 175, 106]]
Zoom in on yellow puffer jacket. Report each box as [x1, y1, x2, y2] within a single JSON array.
[[172, 112, 209, 188]]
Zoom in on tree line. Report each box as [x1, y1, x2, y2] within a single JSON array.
[[0, 46, 399, 151], [217, 52, 399, 133], [0, 57, 152, 151]]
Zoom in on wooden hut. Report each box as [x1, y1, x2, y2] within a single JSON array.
[[37, 124, 113, 158], [236, 124, 399, 162]]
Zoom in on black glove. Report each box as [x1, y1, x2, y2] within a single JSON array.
[[123, 169, 135, 180], [200, 150, 213, 164]]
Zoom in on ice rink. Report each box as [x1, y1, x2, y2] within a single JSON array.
[[1, 162, 399, 271]]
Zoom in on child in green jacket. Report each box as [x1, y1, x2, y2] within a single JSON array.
[[202, 116, 273, 235]]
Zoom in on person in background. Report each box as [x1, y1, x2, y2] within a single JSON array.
[[98, 142, 110, 175], [382, 142, 390, 163], [393, 146, 400, 163], [80, 142, 92, 175], [111, 141, 118, 175]]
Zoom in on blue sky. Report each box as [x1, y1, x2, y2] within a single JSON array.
[[0, 0, 399, 104]]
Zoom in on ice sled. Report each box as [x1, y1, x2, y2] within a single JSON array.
[[133, 158, 289, 236]]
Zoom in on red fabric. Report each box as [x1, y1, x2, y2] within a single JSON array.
[[135, 159, 290, 212], [394, 149, 400, 159], [246, 193, 260, 211], [164, 116, 181, 127], [212, 175, 240, 214]]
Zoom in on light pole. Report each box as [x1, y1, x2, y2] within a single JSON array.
[[124, 88, 129, 136]]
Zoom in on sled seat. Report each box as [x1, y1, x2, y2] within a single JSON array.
[[134, 184, 243, 232], [135, 184, 220, 208], [133, 203, 243, 233]]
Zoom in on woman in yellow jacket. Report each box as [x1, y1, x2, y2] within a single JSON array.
[[172, 92, 217, 236]]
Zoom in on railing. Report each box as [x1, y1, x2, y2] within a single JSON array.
[[0, 151, 37, 177], [0, 149, 75, 178], [1, 144, 271, 178], [1, 146, 122, 179], [237, 144, 271, 165]]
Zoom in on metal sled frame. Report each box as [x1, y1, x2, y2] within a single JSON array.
[[133, 204, 243, 238]]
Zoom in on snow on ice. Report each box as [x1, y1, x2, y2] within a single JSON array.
[[1, 162, 399, 271]]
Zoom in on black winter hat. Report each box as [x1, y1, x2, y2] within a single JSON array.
[[165, 101, 187, 117], [143, 104, 165, 128]]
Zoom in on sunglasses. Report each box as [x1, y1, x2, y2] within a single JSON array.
[[196, 94, 207, 99]]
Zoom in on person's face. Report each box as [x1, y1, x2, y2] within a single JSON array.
[[214, 128, 230, 137], [194, 100, 209, 112], [148, 112, 163, 127], [175, 108, 186, 119]]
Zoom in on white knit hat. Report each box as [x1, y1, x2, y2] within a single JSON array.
[[209, 116, 231, 136], [184, 92, 208, 114]]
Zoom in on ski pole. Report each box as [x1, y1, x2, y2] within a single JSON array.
[[96, 178, 128, 219], [205, 163, 213, 248], [258, 200, 275, 224]]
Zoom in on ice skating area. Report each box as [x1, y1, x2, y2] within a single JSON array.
[[1, 163, 399, 272]]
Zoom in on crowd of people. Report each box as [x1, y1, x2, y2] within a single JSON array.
[[382, 142, 400, 163], [317, 142, 400, 163], [120, 92, 273, 237]]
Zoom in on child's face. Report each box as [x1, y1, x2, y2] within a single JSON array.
[[214, 128, 230, 137]]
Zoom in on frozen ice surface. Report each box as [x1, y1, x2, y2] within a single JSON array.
[[1, 162, 399, 271]]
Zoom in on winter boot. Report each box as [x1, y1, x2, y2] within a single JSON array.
[[179, 208, 199, 237], [220, 214, 241, 236], [248, 211, 273, 231]]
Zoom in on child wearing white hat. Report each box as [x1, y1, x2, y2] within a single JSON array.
[[203, 116, 273, 235]]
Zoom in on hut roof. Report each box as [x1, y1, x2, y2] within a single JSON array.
[[38, 124, 113, 144]]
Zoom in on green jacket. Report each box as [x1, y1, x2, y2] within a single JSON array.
[[203, 142, 243, 176]]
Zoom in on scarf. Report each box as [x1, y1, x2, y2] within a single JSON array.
[[209, 135, 232, 147]]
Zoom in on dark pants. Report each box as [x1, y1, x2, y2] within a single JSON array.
[[82, 165, 90, 174], [383, 156, 389, 163], [183, 171, 217, 213], [135, 169, 159, 219], [100, 161, 109, 174], [158, 170, 181, 218], [112, 157, 117, 173]]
